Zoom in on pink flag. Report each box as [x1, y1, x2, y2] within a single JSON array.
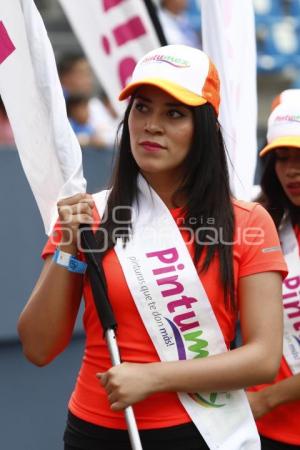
[[58, 0, 162, 116]]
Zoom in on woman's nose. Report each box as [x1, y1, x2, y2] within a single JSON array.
[[144, 116, 163, 134], [286, 160, 300, 177]]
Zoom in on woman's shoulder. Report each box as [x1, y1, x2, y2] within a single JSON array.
[[232, 198, 259, 212], [232, 199, 273, 228]]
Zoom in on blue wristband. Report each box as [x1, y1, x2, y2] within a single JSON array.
[[53, 248, 87, 274]]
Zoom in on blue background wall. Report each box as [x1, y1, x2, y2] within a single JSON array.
[[0, 148, 114, 449]]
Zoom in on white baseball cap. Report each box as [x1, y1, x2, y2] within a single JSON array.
[[271, 89, 300, 110], [119, 45, 220, 115], [260, 102, 300, 156]]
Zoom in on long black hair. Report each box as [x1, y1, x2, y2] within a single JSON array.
[[96, 99, 235, 310], [258, 151, 300, 229]]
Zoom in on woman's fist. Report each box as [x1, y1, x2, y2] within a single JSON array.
[[57, 193, 95, 248]]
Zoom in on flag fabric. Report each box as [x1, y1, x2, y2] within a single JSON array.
[[58, 0, 162, 116], [200, 0, 257, 200], [0, 0, 86, 235]]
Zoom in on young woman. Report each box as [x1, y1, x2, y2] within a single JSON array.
[[248, 98, 300, 450], [18, 45, 286, 450]]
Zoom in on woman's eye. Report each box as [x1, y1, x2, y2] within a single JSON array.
[[168, 109, 184, 118], [134, 102, 148, 113]]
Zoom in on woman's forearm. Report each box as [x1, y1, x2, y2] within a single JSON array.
[[150, 273, 283, 395], [247, 373, 300, 418], [263, 373, 300, 409], [18, 254, 83, 366], [96, 341, 281, 412], [150, 342, 279, 395]]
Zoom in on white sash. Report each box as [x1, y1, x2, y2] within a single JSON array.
[[279, 219, 300, 375], [94, 175, 260, 450]]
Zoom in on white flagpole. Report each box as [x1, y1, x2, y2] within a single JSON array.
[[200, 0, 257, 200], [0, 0, 86, 235]]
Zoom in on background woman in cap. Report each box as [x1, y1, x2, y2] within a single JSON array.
[[18, 45, 286, 450], [248, 97, 300, 450]]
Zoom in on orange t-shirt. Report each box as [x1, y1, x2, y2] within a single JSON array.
[[43, 199, 287, 430], [250, 226, 300, 446]]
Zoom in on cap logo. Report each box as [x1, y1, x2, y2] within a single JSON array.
[[275, 114, 300, 124], [142, 53, 191, 69]]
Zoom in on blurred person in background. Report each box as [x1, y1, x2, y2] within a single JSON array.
[[58, 53, 119, 148], [158, 0, 201, 48], [66, 94, 106, 148], [0, 97, 15, 147], [248, 95, 300, 450]]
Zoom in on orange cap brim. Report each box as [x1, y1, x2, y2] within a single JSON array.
[[259, 136, 300, 156], [119, 78, 208, 107]]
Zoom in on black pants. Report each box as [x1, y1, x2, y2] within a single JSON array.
[[261, 435, 300, 450], [66, 438, 300, 450], [64, 411, 209, 450]]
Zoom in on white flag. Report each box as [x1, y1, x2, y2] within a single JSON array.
[[200, 0, 257, 200], [0, 0, 86, 235], [58, 0, 162, 116]]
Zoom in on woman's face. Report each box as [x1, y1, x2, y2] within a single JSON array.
[[128, 86, 194, 182], [275, 147, 300, 206]]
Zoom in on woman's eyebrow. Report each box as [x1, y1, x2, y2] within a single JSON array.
[[135, 94, 151, 102], [165, 101, 186, 107], [134, 94, 189, 110]]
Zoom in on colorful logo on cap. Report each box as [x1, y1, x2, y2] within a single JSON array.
[[275, 114, 300, 124], [142, 54, 191, 69]]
